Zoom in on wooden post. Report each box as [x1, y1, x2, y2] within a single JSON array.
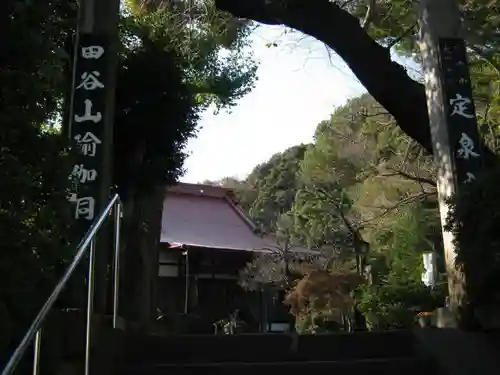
[[416, 0, 485, 322], [68, 0, 120, 314]]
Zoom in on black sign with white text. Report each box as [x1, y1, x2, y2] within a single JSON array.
[[69, 34, 110, 226], [438, 37, 485, 185]]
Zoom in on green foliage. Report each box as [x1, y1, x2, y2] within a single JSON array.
[[346, 0, 500, 61], [368, 206, 436, 277], [113, 2, 258, 324], [0, 0, 258, 361], [113, 32, 199, 195], [355, 205, 445, 328], [445, 170, 500, 308], [0, 0, 78, 360], [245, 145, 308, 231], [355, 205, 445, 330], [346, 0, 500, 326], [0, 130, 76, 360], [115, 5, 257, 196], [126, 0, 258, 110], [288, 185, 352, 250], [355, 282, 442, 330], [214, 0, 500, 328], [1, 0, 76, 122], [225, 93, 444, 329], [357, 207, 444, 329]]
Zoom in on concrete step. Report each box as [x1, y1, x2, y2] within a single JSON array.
[[118, 357, 438, 375], [103, 330, 417, 364]]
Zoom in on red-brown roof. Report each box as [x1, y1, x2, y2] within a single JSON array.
[[160, 182, 318, 255], [160, 182, 268, 252]]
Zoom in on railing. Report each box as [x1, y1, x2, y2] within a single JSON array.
[[1, 194, 123, 375]]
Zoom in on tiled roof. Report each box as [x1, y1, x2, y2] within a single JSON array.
[[160, 183, 269, 252], [160, 182, 317, 254]]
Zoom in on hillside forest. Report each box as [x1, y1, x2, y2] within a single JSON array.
[[201, 0, 500, 333], [205, 88, 500, 333], [203, 93, 443, 332]]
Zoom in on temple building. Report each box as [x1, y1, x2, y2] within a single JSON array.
[[155, 182, 296, 334]]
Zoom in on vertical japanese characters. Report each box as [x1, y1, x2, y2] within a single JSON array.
[[69, 40, 108, 223], [438, 38, 484, 185]]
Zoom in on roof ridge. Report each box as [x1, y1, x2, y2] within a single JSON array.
[[224, 195, 261, 235], [176, 181, 232, 190]]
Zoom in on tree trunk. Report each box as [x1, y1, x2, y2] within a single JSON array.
[[215, 0, 498, 166], [121, 186, 164, 331]]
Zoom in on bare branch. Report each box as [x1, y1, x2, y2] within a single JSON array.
[[386, 22, 417, 49], [336, 195, 357, 234], [339, 0, 358, 9], [462, 18, 500, 77], [360, 191, 436, 225], [359, 110, 391, 118], [379, 170, 436, 187], [467, 45, 500, 77], [361, 0, 376, 30], [397, 139, 412, 172]]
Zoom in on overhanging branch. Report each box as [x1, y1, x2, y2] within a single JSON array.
[[215, 0, 499, 167]]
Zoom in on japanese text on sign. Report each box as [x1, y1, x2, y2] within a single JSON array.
[[74, 132, 102, 157], [450, 94, 474, 119], [69, 36, 108, 222], [438, 37, 484, 185]]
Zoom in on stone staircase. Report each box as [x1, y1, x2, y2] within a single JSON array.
[[94, 330, 442, 375]]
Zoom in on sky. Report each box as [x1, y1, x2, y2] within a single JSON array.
[[180, 25, 367, 183]]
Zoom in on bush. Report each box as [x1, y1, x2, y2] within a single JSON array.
[[355, 279, 446, 330]]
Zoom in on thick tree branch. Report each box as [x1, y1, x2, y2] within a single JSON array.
[[215, 0, 498, 167]]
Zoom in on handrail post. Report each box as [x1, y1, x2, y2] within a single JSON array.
[[32, 330, 42, 375], [0, 194, 121, 375], [112, 202, 122, 329], [85, 237, 97, 375]]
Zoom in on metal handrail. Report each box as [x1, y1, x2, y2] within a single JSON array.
[[1, 194, 123, 375]]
